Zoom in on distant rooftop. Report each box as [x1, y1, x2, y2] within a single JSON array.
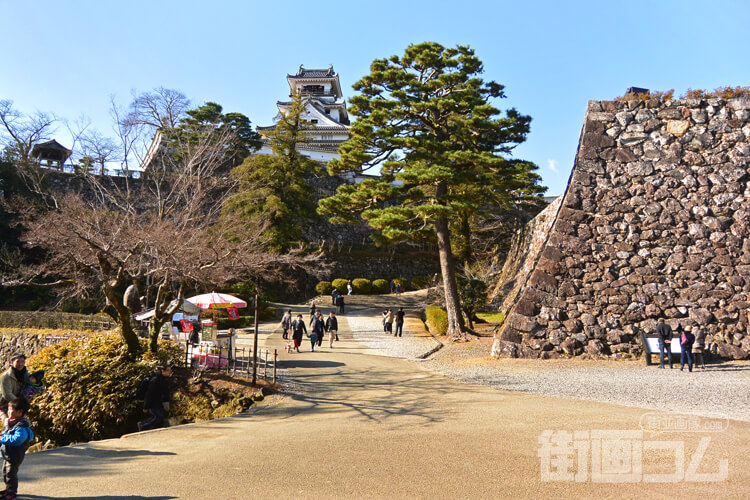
[[288, 65, 336, 79]]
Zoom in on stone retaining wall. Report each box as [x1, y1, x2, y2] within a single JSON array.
[[0, 332, 47, 367], [493, 97, 750, 360]]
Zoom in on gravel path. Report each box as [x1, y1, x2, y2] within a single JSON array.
[[421, 339, 750, 422], [339, 306, 439, 359]]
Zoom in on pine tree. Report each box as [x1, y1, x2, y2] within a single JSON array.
[[222, 94, 321, 251], [318, 42, 545, 340]]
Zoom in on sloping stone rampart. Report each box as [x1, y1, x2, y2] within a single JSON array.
[[489, 196, 562, 316], [493, 97, 750, 359]]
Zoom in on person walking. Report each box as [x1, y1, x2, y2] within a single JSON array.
[[347, 280, 353, 296], [309, 301, 316, 319], [692, 326, 707, 370], [394, 308, 405, 337], [336, 294, 345, 314], [0, 397, 34, 500], [325, 312, 339, 348], [291, 314, 306, 353], [310, 311, 324, 351], [395, 282, 402, 295], [656, 318, 673, 369], [680, 326, 696, 372], [313, 311, 326, 347], [137, 361, 173, 431], [331, 289, 338, 306], [385, 309, 394, 335], [382, 310, 388, 333], [280, 310, 292, 340]]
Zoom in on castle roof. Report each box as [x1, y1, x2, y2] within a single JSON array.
[[287, 66, 336, 79]]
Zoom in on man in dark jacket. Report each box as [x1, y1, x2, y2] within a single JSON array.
[[137, 362, 173, 431], [325, 312, 339, 348], [394, 308, 405, 337], [336, 295, 345, 314], [656, 318, 673, 369]]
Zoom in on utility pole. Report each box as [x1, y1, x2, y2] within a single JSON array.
[[252, 293, 259, 385]]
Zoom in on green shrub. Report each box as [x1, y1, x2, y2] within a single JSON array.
[[392, 277, 409, 291], [316, 281, 333, 295], [351, 278, 372, 294], [331, 279, 349, 294], [372, 279, 389, 294], [28, 332, 183, 446], [217, 315, 255, 329], [424, 306, 448, 335], [410, 275, 429, 290]]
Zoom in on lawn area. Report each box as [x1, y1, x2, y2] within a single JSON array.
[[476, 312, 505, 325]]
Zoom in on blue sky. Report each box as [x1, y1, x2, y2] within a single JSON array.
[[2, 0, 749, 196]]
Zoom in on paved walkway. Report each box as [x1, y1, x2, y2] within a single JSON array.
[[20, 304, 750, 499]]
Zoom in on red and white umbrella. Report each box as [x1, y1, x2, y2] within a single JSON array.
[[186, 292, 247, 309]]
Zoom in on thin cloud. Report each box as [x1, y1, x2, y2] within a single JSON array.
[[547, 159, 559, 173]]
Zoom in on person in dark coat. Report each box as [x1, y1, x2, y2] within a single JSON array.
[[137, 362, 173, 432], [310, 311, 325, 348], [309, 301, 317, 319], [394, 308, 405, 337], [336, 295, 345, 314], [656, 318, 673, 369], [291, 314, 306, 353], [325, 312, 339, 348], [680, 326, 696, 372]]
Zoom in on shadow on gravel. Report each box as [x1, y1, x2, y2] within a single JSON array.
[[24, 496, 176, 500]]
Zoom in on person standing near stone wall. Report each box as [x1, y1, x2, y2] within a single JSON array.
[[693, 326, 707, 369], [656, 319, 673, 369]]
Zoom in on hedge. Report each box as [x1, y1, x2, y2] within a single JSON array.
[[410, 275, 430, 290], [217, 316, 255, 330], [351, 278, 372, 294], [331, 279, 349, 294], [392, 277, 409, 291], [371, 279, 389, 294], [424, 306, 448, 335], [316, 281, 333, 295]]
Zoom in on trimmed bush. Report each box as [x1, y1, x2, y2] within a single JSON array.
[[217, 315, 255, 330], [410, 275, 430, 290], [331, 279, 349, 294], [372, 279, 389, 294], [316, 281, 333, 295], [392, 277, 409, 291], [28, 332, 183, 446], [351, 278, 372, 294], [424, 306, 449, 335]]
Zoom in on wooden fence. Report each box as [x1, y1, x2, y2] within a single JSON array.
[[183, 342, 277, 383]]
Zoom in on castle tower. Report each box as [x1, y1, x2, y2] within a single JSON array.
[[257, 65, 350, 163]]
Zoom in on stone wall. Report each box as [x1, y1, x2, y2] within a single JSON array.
[[493, 97, 750, 360], [0, 332, 47, 367], [489, 196, 562, 316]]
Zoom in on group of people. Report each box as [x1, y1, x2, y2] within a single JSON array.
[[381, 308, 405, 337], [656, 318, 707, 372], [0, 353, 45, 500], [280, 309, 340, 352], [328, 292, 346, 314]]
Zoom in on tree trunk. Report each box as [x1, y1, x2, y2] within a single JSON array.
[[102, 283, 141, 357], [434, 212, 466, 341]]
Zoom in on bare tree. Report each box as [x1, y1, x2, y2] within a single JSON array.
[[10, 115, 321, 357], [0, 100, 57, 162], [126, 87, 190, 130]]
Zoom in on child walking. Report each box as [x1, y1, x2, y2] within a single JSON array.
[[1, 397, 34, 499]]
